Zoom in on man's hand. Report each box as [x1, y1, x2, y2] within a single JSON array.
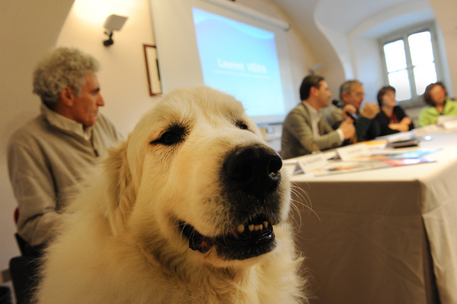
[[361, 103, 380, 119], [338, 118, 356, 140], [342, 104, 357, 120]]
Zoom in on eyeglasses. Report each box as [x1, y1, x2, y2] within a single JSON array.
[[350, 92, 365, 98]]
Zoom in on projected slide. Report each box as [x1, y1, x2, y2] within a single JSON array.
[[192, 7, 285, 118]]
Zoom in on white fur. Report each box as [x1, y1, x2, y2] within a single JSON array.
[[35, 86, 307, 304]]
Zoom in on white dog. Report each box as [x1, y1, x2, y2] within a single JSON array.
[[35, 86, 306, 304]]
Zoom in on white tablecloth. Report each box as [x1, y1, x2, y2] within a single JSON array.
[[289, 131, 457, 304]]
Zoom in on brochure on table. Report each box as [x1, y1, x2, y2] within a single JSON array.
[[313, 157, 435, 176], [283, 143, 440, 177]]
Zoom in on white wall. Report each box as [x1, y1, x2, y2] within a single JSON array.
[[351, 38, 384, 103], [58, 0, 314, 140]]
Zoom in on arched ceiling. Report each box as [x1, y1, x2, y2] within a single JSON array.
[[272, 0, 433, 37], [270, 0, 434, 80], [315, 0, 423, 34]]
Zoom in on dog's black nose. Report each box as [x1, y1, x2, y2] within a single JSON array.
[[223, 144, 282, 196]]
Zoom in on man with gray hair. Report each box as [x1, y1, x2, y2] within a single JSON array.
[[8, 47, 122, 254], [324, 80, 379, 142]]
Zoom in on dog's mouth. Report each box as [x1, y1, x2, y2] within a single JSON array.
[[179, 214, 277, 261]]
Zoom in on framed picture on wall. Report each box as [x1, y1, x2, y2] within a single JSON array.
[[143, 44, 162, 96]]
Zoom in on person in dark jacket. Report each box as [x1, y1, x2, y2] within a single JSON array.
[[370, 85, 414, 138]]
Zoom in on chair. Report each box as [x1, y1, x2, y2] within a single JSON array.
[[9, 256, 40, 304], [9, 207, 42, 304], [0, 285, 13, 304]]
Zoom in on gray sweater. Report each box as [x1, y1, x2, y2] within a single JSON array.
[[8, 105, 122, 246]]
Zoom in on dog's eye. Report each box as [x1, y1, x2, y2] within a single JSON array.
[[236, 121, 249, 130], [151, 125, 187, 146], [160, 132, 182, 145]]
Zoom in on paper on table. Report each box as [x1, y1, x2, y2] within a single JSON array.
[[351, 148, 441, 160], [313, 158, 436, 176], [336, 143, 371, 161], [282, 153, 328, 176]]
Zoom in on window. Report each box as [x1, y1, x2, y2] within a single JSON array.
[[380, 23, 443, 105]]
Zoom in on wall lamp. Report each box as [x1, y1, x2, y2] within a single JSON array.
[[103, 14, 128, 47]]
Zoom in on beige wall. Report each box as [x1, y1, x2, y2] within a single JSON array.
[[428, 0, 457, 95], [55, 0, 158, 136], [0, 0, 74, 274]]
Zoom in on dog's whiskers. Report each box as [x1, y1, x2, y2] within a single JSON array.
[[289, 183, 320, 229]]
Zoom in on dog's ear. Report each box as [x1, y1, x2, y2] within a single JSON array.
[[102, 138, 137, 235]]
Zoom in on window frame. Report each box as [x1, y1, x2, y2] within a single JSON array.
[[379, 22, 444, 106]]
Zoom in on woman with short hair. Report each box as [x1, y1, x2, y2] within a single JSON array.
[[418, 82, 457, 127]]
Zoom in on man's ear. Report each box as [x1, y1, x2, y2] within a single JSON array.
[[310, 86, 318, 97], [341, 91, 349, 102], [59, 86, 75, 107]]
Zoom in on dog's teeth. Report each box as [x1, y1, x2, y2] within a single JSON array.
[[237, 224, 245, 233], [263, 221, 269, 228], [255, 225, 263, 231], [249, 224, 254, 232]]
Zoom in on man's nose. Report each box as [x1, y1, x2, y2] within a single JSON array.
[[97, 94, 105, 107]]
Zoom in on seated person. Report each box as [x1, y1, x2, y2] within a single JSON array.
[[281, 75, 355, 159], [7, 47, 122, 253], [418, 81, 457, 127], [371, 85, 414, 137], [324, 80, 380, 141]]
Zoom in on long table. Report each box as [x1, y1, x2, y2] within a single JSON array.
[[289, 131, 457, 304]]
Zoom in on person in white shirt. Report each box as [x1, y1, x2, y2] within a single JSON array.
[[281, 75, 355, 159], [7, 47, 122, 254]]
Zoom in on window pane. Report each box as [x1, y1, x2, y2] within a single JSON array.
[[383, 40, 407, 72], [388, 70, 411, 101], [408, 31, 434, 66], [413, 63, 437, 95]]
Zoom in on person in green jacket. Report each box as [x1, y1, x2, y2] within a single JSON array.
[[418, 82, 457, 127]]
